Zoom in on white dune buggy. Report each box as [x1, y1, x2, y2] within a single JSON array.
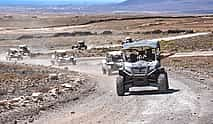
[[102, 51, 123, 75], [51, 50, 76, 66], [6, 48, 23, 61]]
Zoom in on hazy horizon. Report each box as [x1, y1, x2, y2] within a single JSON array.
[[0, 0, 126, 6]]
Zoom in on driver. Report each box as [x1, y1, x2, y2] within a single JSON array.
[[145, 48, 155, 61], [123, 37, 133, 44], [129, 53, 137, 63]]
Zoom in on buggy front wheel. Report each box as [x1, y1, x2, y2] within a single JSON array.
[[72, 60, 77, 65], [158, 73, 169, 91], [116, 76, 125, 96]]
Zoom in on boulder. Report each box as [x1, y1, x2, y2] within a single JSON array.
[[49, 73, 59, 80], [101, 31, 113, 35], [32, 92, 42, 98], [49, 88, 59, 97], [0, 100, 8, 106], [61, 83, 72, 89]]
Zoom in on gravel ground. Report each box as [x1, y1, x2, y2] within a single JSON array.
[[0, 62, 95, 124], [163, 56, 213, 78]]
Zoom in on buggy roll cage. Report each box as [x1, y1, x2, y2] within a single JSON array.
[[122, 40, 161, 62]]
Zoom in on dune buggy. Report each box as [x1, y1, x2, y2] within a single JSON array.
[[116, 40, 169, 96], [102, 51, 123, 75], [51, 50, 76, 66], [18, 45, 31, 57], [72, 41, 87, 50], [6, 48, 23, 61]]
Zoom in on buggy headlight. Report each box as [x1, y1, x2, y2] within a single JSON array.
[[117, 63, 123, 66], [147, 66, 152, 71], [108, 62, 114, 65]]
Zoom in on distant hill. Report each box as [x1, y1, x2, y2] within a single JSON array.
[[120, 0, 159, 5], [118, 0, 213, 13]]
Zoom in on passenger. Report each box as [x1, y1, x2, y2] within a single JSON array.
[[145, 49, 155, 61], [129, 53, 138, 63], [138, 50, 145, 60]]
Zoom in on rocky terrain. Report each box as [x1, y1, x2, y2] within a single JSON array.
[[0, 62, 95, 124], [161, 34, 213, 52], [163, 56, 213, 80]]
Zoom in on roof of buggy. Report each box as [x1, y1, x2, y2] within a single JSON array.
[[122, 40, 160, 50], [55, 50, 67, 53], [107, 51, 122, 55], [9, 48, 19, 51], [19, 45, 27, 47], [77, 40, 85, 43]]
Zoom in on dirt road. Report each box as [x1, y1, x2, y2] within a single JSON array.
[[170, 51, 213, 58], [2, 56, 211, 124]]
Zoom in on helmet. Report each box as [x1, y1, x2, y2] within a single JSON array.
[[125, 37, 132, 41], [125, 37, 133, 43]]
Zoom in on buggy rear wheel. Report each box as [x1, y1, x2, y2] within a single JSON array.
[[106, 66, 112, 76], [107, 69, 112, 76], [102, 68, 106, 75], [51, 60, 55, 65], [18, 57, 23, 61], [57, 62, 62, 66], [84, 46, 87, 50]]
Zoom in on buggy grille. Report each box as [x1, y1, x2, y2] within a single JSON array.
[[132, 67, 148, 74]]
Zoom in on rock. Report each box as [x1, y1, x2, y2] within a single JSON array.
[[5, 102, 13, 110], [61, 83, 72, 89], [49, 88, 59, 97], [167, 29, 193, 34], [28, 117, 34, 123], [8, 87, 16, 94], [70, 111, 75, 114], [32, 92, 43, 102], [74, 78, 82, 84], [143, 30, 162, 34], [32, 92, 42, 98], [64, 67, 69, 70], [199, 78, 205, 81], [14, 120, 18, 124], [101, 31, 113, 35], [0, 88, 8, 95], [49, 73, 59, 80], [9, 96, 24, 104], [17, 35, 34, 40], [25, 96, 32, 100], [0, 100, 8, 106], [73, 97, 79, 101]]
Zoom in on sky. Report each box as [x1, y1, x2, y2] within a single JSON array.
[[0, 0, 126, 5]]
